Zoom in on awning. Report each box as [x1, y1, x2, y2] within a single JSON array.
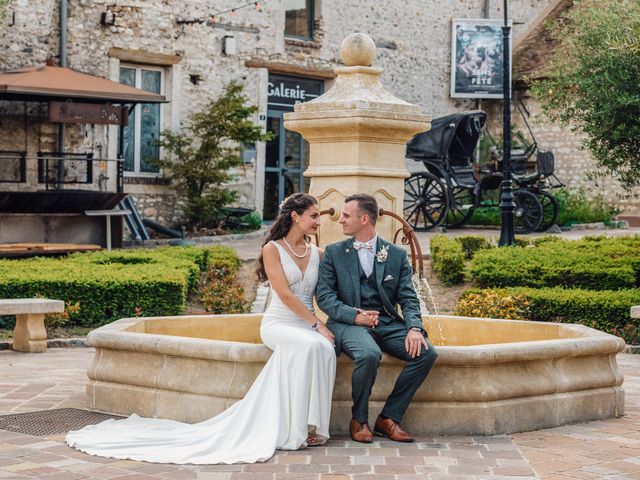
[[0, 65, 166, 104]]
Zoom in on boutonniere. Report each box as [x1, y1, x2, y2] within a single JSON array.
[[376, 245, 389, 263]]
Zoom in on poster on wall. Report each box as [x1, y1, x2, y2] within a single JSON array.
[[450, 19, 511, 99]]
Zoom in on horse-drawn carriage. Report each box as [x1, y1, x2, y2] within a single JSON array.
[[403, 110, 563, 233]]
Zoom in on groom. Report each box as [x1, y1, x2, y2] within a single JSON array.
[[316, 194, 437, 443]]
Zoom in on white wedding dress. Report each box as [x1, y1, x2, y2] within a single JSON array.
[[66, 242, 336, 464]]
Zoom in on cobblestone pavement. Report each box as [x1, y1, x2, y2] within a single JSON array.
[[0, 349, 638, 479]]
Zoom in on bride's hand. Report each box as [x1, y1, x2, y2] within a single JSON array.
[[316, 322, 335, 346]]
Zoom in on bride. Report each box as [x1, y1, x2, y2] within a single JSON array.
[[66, 193, 337, 464]]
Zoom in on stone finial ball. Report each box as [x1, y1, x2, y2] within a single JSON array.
[[340, 33, 376, 66]]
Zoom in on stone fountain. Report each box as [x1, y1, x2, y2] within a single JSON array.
[[284, 33, 430, 245], [85, 33, 625, 435]]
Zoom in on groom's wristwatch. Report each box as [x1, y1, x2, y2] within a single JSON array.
[[410, 326, 423, 333]]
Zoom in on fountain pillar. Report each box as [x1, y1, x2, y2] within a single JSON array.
[[284, 33, 431, 245]]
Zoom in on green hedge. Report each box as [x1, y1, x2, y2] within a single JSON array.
[[456, 287, 640, 344], [430, 235, 466, 285], [0, 246, 240, 328], [469, 236, 640, 290], [455, 235, 494, 259]]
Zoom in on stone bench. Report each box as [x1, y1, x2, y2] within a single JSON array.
[[0, 299, 64, 353]]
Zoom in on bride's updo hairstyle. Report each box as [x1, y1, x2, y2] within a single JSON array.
[[256, 193, 318, 282]]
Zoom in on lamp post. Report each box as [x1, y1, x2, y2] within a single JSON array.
[[498, 0, 515, 247]]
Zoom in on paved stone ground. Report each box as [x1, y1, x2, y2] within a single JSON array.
[[218, 227, 640, 262], [0, 349, 638, 479]]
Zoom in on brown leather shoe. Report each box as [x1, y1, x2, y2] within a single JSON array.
[[350, 419, 373, 443], [374, 416, 415, 442]]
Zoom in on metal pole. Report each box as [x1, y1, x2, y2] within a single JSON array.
[[498, 0, 515, 247], [484, 0, 491, 18], [59, 0, 67, 67], [56, 0, 68, 190]]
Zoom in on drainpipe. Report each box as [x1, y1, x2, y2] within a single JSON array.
[[476, 0, 491, 163], [56, 0, 67, 190]]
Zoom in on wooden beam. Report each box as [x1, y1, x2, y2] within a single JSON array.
[[245, 59, 336, 80], [108, 48, 183, 66]]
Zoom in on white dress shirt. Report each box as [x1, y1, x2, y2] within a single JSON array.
[[356, 235, 377, 278]]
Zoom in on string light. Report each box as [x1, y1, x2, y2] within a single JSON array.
[[177, 1, 264, 26]]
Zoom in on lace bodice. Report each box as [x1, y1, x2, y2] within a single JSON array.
[[269, 240, 318, 310]]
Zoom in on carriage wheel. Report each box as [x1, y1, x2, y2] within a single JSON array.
[[446, 187, 476, 229], [535, 191, 559, 232], [513, 190, 543, 234], [403, 172, 448, 231]]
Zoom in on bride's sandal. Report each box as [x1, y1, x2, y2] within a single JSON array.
[[306, 435, 322, 447]]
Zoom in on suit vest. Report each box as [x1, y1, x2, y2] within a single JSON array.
[[358, 258, 384, 312]]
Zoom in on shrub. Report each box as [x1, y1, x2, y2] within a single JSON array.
[[200, 264, 246, 314], [0, 246, 241, 327], [430, 235, 466, 285], [466, 206, 500, 226], [513, 237, 533, 248], [455, 187, 618, 228], [45, 301, 81, 334], [469, 236, 640, 290], [555, 188, 619, 227], [530, 235, 563, 246], [455, 235, 493, 259], [240, 211, 263, 231], [455, 290, 530, 320], [456, 287, 640, 344]]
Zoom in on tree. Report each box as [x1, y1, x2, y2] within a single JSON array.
[[530, 0, 640, 190], [156, 81, 272, 228]]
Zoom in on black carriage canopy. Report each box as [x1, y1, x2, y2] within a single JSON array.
[[406, 110, 486, 163]]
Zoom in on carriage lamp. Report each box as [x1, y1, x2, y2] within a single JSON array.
[[498, 0, 516, 247]]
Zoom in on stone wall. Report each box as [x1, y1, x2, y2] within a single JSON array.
[[2, 0, 635, 225]]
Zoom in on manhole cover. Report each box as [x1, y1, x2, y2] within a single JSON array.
[[0, 408, 124, 436]]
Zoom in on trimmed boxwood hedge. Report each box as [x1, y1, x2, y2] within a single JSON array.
[[469, 235, 640, 290], [456, 287, 640, 344], [0, 246, 240, 328], [430, 235, 466, 286]]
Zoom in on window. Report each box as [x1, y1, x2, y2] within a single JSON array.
[[119, 66, 163, 174], [284, 0, 313, 39]]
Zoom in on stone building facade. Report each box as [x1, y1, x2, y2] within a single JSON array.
[[0, 0, 636, 227]]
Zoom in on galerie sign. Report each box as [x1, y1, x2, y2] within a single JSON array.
[[267, 75, 323, 108], [48, 102, 128, 125], [450, 19, 512, 99]]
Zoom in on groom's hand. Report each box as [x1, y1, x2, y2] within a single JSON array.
[[355, 309, 379, 328], [405, 329, 428, 358]]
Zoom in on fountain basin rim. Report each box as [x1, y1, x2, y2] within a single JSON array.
[[87, 314, 625, 366]]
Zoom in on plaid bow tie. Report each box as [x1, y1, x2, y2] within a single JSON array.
[[353, 240, 374, 251]]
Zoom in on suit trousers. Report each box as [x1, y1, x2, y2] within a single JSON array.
[[339, 319, 437, 424]]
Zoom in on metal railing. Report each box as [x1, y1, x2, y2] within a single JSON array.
[[0, 152, 124, 193], [0, 151, 27, 183], [37, 151, 94, 190]]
